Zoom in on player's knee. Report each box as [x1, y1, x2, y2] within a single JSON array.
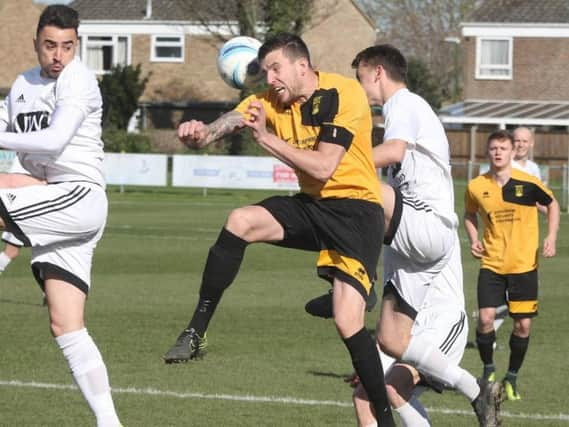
[[513, 318, 531, 336], [49, 319, 66, 337], [477, 312, 495, 331], [225, 208, 253, 237], [376, 332, 402, 358]]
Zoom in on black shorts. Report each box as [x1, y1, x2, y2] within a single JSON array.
[[257, 193, 384, 299], [477, 268, 539, 318]]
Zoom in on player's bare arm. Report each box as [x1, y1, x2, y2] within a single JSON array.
[[243, 100, 345, 182], [543, 197, 560, 257], [178, 110, 245, 149], [464, 211, 484, 258], [372, 138, 407, 168]]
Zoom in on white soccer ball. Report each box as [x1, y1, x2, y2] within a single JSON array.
[[217, 36, 264, 90]]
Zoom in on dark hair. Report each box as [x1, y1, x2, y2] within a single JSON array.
[[487, 130, 514, 147], [258, 32, 311, 66], [351, 44, 407, 83], [37, 5, 79, 37]]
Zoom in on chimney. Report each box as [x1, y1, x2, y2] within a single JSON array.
[[144, 0, 152, 19]]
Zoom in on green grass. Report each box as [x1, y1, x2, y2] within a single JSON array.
[[0, 186, 568, 426]]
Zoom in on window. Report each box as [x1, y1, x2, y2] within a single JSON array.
[[476, 37, 513, 79], [81, 35, 130, 74], [151, 35, 184, 62]]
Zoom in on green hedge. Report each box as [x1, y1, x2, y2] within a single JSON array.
[[103, 129, 153, 153]]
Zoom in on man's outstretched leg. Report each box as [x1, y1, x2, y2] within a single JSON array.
[[163, 227, 248, 363], [164, 204, 283, 363]]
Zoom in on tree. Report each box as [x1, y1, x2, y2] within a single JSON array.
[[407, 57, 443, 110], [183, 0, 321, 42], [358, 0, 481, 103], [99, 64, 149, 130]]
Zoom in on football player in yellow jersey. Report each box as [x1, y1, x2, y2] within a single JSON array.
[[163, 33, 395, 426], [464, 130, 559, 401]]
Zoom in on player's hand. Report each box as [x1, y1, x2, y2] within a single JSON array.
[[177, 120, 209, 149], [470, 240, 484, 259], [242, 100, 269, 143], [542, 235, 556, 257]]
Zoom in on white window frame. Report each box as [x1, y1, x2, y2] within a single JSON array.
[[80, 35, 132, 75], [151, 35, 185, 63], [475, 36, 513, 80]]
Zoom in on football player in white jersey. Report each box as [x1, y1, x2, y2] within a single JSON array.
[[512, 127, 542, 180], [348, 45, 501, 426], [0, 6, 122, 426]]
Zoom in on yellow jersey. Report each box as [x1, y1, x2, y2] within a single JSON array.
[[234, 71, 381, 205], [465, 168, 554, 274]]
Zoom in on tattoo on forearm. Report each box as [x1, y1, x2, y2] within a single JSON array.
[[205, 111, 244, 144]]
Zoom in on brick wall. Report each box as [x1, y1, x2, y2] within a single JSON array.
[[0, 0, 43, 92], [463, 36, 569, 101], [134, 0, 375, 102], [133, 34, 240, 103], [303, 0, 376, 78]]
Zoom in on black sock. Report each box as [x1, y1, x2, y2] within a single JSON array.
[[507, 333, 529, 374], [188, 228, 248, 336], [343, 328, 394, 427], [476, 329, 496, 366]]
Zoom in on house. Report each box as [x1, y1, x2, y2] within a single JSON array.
[[70, 0, 376, 113], [0, 0, 44, 95], [438, 0, 569, 183]]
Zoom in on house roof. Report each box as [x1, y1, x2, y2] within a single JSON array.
[[71, 0, 376, 28], [466, 0, 569, 24], [70, 0, 238, 21], [439, 100, 569, 127]]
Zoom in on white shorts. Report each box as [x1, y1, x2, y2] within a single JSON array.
[[0, 182, 107, 294], [412, 306, 467, 365], [385, 191, 457, 266], [379, 304, 467, 393], [384, 230, 464, 320]]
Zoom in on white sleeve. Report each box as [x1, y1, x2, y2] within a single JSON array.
[[383, 102, 418, 149], [0, 105, 84, 154]]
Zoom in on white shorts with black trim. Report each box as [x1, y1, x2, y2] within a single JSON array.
[[0, 182, 107, 294], [388, 193, 457, 265]]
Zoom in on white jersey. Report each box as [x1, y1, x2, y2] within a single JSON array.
[[513, 159, 541, 180], [383, 88, 457, 227], [0, 58, 105, 187]]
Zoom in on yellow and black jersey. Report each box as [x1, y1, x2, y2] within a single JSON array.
[[234, 71, 381, 205], [465, 168, 554, 274]]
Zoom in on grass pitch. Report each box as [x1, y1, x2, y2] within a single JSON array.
[[0, 186, 567, 426]]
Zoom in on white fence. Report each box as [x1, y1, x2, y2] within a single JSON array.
[[0, 152, 567, 210]]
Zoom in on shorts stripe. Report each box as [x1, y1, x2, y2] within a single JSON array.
[[401, 196, 433, 213], [439, 311, 465, 354], [11, 186, 91, 221], [509, 300, 538, 315]]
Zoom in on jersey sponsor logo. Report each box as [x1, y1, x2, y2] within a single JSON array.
[[515, 185, 524, 197], [16, 94, 25, 103], [301, 88, 339, 126], [15, 111, 50, 133], [312, 95, 321, 115]]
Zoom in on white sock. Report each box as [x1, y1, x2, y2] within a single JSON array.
[[402, 336, 480, 401], [56, 328, 121, 427], [396, 398, 431, 427], [0, 252, 12, 272]]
